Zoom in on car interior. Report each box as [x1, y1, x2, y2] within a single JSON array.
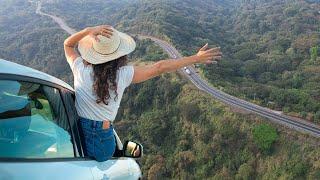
[[0, 81, 73, 158]]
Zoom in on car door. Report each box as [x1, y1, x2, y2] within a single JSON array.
[[0, 78, 93, 180], [61, 89, 136, 180]]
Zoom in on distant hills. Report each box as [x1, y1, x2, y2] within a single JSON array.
[[42, 0, 320, 122]]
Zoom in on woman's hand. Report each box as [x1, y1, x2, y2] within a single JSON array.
[[86, 25, 114, 41], [132, 43, 222, 84], [64, 25, 113, 63], [195, 43, 222, 64]]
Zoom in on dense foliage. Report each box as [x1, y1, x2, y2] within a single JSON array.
[[115, 44, 320, 178], [1, 0, 320, 179], [252, 124, 278, 153], [0, 0, 72, 83], [42, 0, 320, 122]]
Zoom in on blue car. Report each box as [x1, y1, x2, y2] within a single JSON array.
[[0, 59, 142, 180]]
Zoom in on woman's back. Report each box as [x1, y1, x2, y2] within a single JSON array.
[[63, 25, 221, 162], [70, 56, 134, 122]]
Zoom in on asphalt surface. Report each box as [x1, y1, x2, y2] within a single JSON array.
[[33, 1, 320, 138], [139, 36, 320, 138]]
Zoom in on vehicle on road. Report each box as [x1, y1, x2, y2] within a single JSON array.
[[183, 67, 191, 75], [0, 59, 142, 180]]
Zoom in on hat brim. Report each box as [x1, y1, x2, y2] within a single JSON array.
[[78, 31, 136, 64]]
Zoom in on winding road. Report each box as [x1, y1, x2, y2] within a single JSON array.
[[33, 1, 320, 137]]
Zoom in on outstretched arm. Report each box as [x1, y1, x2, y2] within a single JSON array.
[[63, 25, 113, 64], [132, 44, 222, 83]]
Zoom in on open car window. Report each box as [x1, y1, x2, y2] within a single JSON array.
[[0, 80, 74, 159], [61, 89, 125, 158]]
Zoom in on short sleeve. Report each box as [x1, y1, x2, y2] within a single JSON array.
[[68, 56, 83, 74], [119, 65, 134, 88]]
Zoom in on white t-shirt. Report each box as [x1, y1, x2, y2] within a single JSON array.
[[69, 57, 134, 122]]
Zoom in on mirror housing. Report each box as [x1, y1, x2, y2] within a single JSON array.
[[123, 140, 143, 158]]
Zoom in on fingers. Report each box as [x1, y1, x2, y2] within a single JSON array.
[[100, 31, 112, 38], [205, 60, 212, 64], [101, 25, 113, 34], [102, 28, 113, 34], [200, 44, 221, 52], [213, 51, 223, 56], [199, 43, 208, 51], [101, 25, 112, 29], [91, 25, 114, 39], [204, 47, 222, 58], [203, 55, 222, 61], [196, 43, 222, 64], [205, 51, 222, 57], [94, 36, 100, 42], [213, 56, 222, 61], [200, 52, 222, 62], [100, 27, 113, 37], [204, 60, 219, 65], [205, 47, 221, 53], [202, 51, 222, 58]]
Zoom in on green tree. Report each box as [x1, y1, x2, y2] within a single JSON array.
[[314, 111, 320, 123], [310, 46, 318, 61], [234, 49, 256, 61], [252, 124, 278, 153], [179, 102, 201, 122], [300, 111, 308, 119], [235, 163, 254, 180]]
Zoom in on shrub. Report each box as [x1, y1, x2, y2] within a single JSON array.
[[252, 124, 278, 153]]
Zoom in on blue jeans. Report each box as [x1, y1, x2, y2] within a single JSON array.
[[79, 117, 116, 162]]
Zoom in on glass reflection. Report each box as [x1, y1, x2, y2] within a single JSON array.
[[0, 80, 73, 158]]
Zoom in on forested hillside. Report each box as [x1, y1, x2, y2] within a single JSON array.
[[206, 0, 320, 122], [42, 0, 320, 122], [0, 0, 320, 179], [118, 40, 320, 178], [0, 0, 72, 83]]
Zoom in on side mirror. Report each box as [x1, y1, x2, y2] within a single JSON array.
[[123, 140, 143, 158]]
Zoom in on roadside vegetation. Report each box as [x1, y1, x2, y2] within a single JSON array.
[[115, 39, 320, 179], [0, 0, 72, 83], [42, 0, 320, 123]]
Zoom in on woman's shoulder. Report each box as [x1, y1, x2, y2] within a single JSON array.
[[72, 56, 93, 76], [118, 65, 134, 87], [118, 65, 134, 76], [119, 65, 134, 71], [68, 56, 82, 72]]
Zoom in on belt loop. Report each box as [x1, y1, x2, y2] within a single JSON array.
[[92, 121, 96, 129]]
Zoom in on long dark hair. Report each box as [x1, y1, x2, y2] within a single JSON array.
[[85, 55, 127, 105]]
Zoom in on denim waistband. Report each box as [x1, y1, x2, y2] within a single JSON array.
[[79, 117, 113, 129]]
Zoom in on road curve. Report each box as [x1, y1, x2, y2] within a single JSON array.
[[142, 36, 320, 138], [34, 1, 76, 35], [33, 1, 320, 137]]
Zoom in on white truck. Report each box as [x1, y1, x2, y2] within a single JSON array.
[[184, 67, 191, 75]]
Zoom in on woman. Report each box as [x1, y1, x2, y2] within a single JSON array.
[[64, 25, 222, 162]]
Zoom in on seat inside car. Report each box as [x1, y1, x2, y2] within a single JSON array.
[[0, 82, 56, 158]]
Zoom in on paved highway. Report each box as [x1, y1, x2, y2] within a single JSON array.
[[139, 36, 320, 138], [33, 1, 320, 138], [34, 1, 76, 34]]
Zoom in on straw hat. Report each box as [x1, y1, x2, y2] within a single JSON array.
[[78, 28, 136, 64]]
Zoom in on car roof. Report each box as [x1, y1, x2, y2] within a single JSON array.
[[0, 59, 74, 91]]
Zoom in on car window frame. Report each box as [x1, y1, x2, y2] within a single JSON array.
[[0, 73, 126, 162], [59, 88, 84, 157], [0, 73, 82, 162], [60, 81, 126, 160]]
